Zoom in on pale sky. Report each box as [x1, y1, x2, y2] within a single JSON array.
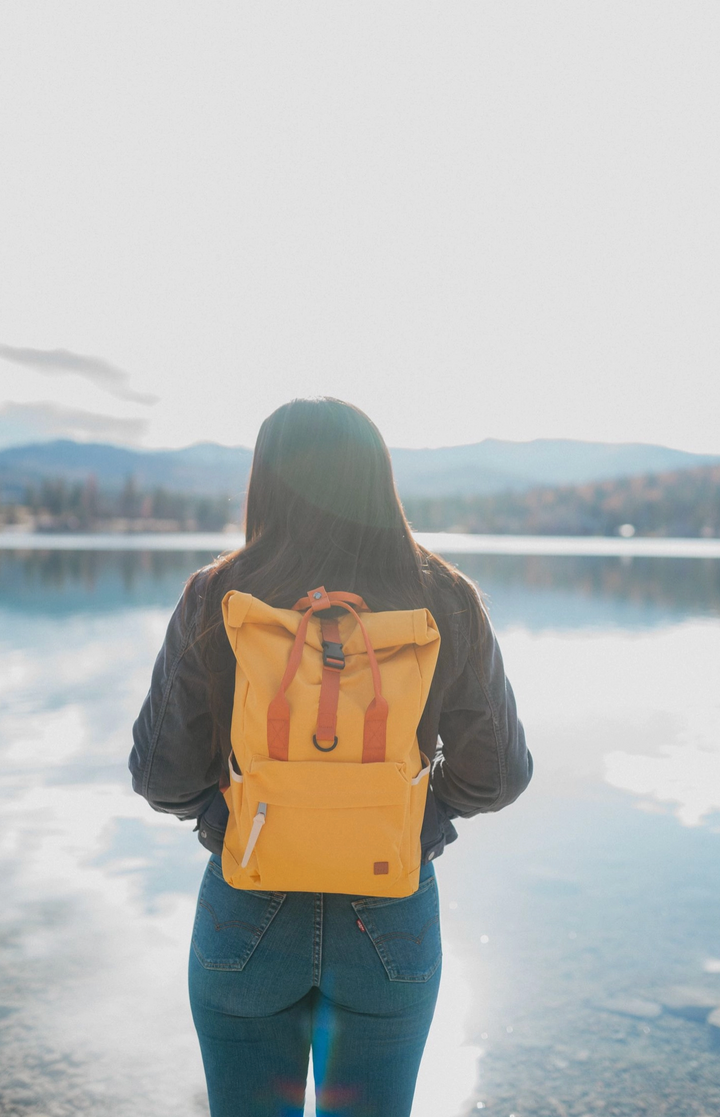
[[0, 2, 718, 452]]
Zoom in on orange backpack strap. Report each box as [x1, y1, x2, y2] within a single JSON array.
[[266, 605, 313, 760], [348, 605, 389, 764], [313, 618, 342, 750], [267, 586, 388, 762]]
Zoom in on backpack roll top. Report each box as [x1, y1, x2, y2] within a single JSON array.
[[220, 586, 440, 897]]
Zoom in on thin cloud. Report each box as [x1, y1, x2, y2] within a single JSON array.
[[0, 401, 147, 447], [0, 344, 158, 404]]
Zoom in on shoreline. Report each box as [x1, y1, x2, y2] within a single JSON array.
[[1, 530, 720, 558]]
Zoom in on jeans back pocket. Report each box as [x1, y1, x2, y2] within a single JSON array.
[[191, 858, 286, 972], [351, 873, 441, 983]]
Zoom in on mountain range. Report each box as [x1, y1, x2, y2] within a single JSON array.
[[0, 437, 718, 501]]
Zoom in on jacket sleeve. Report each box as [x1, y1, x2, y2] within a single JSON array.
[[129, 583, 229, 821], [431, 609, 532, 818]]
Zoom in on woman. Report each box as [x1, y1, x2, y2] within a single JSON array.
[[130, 397, 532, 1117]]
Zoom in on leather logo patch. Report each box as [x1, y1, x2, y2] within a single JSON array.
[[373, 861, 389, 875]]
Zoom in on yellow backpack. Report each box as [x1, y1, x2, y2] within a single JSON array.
[[219, 585, 441, 897]]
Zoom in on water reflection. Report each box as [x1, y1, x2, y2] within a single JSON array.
[[1, 549, 719, 1116], [457, 552, 720, 629], [4, 547, 720, 626], [604, 694, 720, 827], [0, 548, 198, 611], [0, 595, 209, 1116]]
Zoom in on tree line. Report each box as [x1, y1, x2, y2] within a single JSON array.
[[402, 465, 720, 537], [1, 475, 238, 532], [2, 464, 719, 536]]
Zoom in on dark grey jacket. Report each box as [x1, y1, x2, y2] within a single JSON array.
[[129, 574, 532, 863]]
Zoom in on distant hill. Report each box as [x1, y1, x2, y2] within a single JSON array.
[[0, 440, 254, 501], [390, 439, 720, 495], [0, 436, 718, 503]]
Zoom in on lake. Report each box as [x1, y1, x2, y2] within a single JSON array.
[[1, 543, 719, 1117]]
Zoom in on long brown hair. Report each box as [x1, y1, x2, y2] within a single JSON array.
[[187, 397, 484, 753]]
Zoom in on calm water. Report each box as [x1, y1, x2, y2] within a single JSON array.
[[1, 548, 720, 1117]]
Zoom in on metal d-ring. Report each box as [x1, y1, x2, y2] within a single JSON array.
[[313, 735, 338, 752]]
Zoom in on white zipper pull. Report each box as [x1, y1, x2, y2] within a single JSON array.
[[240, 802, 267, 868]]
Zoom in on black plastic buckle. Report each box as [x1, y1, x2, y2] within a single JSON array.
[[321, 640, 345, 670]]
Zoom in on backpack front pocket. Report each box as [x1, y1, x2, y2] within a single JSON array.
[[232, 758, 416, 897]]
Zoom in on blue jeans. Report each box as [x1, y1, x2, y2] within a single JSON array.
[[189, 856, 442, 1117]]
